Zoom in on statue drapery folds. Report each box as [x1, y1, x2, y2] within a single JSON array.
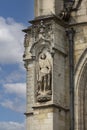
[[36, 51, 52, 102]]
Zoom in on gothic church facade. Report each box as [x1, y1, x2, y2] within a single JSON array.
[[23, 0, 87, 130]]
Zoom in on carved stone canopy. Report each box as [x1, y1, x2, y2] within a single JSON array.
[[23, 20, 55, 62]]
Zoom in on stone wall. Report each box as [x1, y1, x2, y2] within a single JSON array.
[[74, 24, 87, 130], [26, 107, 53, 130], [74, 25, 87, 65], [72, 0, 87, 23], [34, 0, 63, 17]]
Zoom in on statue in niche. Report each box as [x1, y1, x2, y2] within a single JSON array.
[[23, 34, 29, 58], [36, 52, 52, 102]]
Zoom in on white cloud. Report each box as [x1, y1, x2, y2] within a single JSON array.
[[0, 121, 25, 130], [0, 16, 26, 113], [4, 83, 26, 98], [0, 17, 25, 64], [1, 98, 26, 113], [1, 83, 26, 112], [5, 71, 25, 83]]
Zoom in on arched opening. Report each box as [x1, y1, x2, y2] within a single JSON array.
[[75, 49, 87, 130], [78, 64, 87, 130]]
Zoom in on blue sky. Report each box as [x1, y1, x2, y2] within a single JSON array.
[[0, 0, 34, 24], [0, 0, 34, 130]]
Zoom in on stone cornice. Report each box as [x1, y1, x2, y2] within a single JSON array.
[[29, 15, 68, 28], [24, 112, 33, 116]]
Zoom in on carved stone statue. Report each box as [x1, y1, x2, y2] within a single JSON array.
[[36, 52, 52, 102], [23, 34, 29, 58]]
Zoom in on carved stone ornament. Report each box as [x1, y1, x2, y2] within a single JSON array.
[[23, 32, 32, 60], [32, 20, 53, 41], [36, 51, 52, 102], [29, 20, 55, 59], [31, 21, 53, 49]]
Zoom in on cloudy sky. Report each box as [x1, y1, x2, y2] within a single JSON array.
[[0, 0, 34, 130]]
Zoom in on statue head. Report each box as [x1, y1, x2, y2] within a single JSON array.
[[40, 53, 46, 59]]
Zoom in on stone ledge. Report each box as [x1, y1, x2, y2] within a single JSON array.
[[70, 21, 87, 27], [29, 15, 68, 28], [53, 47, 67, 57], [32, 103, 69, 112], [24, 112, 33, 116]]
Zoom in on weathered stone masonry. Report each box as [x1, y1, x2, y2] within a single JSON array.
[[23, 0, 87, 130]]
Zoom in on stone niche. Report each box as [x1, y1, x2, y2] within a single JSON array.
[[30, 20, 54, 103], [23, 20, 54, 103]]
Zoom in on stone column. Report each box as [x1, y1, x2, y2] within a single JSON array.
[[34, 0, 63, 17]]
